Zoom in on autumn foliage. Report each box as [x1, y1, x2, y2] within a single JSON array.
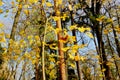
[[0, 0, 120, 80]]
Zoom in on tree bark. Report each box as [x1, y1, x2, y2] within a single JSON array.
[[54, 0, 67, 80]]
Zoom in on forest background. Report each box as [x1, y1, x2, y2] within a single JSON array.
[[0, 0, 120, 80]]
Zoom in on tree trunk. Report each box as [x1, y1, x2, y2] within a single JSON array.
[[10, 0, 23, 40], [70, 10, 82, 80], [106, 34, 120, 79], [54, 0, 67, 80]]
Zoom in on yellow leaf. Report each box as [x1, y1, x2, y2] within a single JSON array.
[[74, 56, 80, 61], [101, 68, 106, 72], [0, 32, 4, 36], [18, 4, 22, 9], [78, 27, 86, 32], [28, 0, 38, 4], [72, 45, 79, 50], [96, 16, 105, 22], [28, 35, 33, 40], [0, 9, 3, 13], [0, 37, 6, 42], [0, 1, 4, 6], [68, 4, 72, 11], [70, 63, 75, 68], [24, 5, 29, 8], [24, 10, 29, 15], [103, 29, 109, 35], [107, 18, 113, 23], [58, 0, 62, 5], [68, 54, 74, 60], [61, 14, 68, 21], [49, 44, 58, 50], [11, 1, 15, 6], [0, 23, 4, 28], [35, 35, 40, 41], [86, 27, 91, 31], [46, 2, 52, 7], [80, 56, 85, 61], [55, 28, 62, 34], [62, 47, 70, 52], [32, 59, 36, 64], [86, 32, 94, 38], [29, 39, 34, 45], [19, 30, 25, 35], [52, 16, 60, 21], [70, 25, 77, 30]]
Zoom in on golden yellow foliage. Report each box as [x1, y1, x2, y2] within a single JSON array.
[[86, 32, 94, 38], [28, 0, 38, 4], [96, 16, 105, 22], [78, 27, 86, 32], [0, 9, 3, 13], [46, 2, 53, 7], [0, 23, 4, 28], [74, 56, 80, 61], [0, 1, 3, 6], [52, 16, 60, 21], [62, 47, 70, 52], [24, 10, 29, 15], [70, 25, 77, 30]]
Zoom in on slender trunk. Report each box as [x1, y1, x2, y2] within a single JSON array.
[[38, 1, 47, 80], [106, 34, 120, 79], [70, 10, 82, 80], [90, 0, 112, 79], [41, 19, 48, 80], [35, 61, 39, 80], [95, 26, 112, 80], [54, 0, 67, 80], [105, 4, 120, 57], [10, 0, 23, 40]]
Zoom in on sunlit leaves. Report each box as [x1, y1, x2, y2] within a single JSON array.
[[70, 25, 77, 30], [52, 16, 60, 21], [0, 37, 6, 43], [96, 15, 105, 22], [49, 43, 58, 50], [0, 22, 4, 28], [0, 9, 3, 13], [35, 35, 40, 41], [28, 0, 38, 4], [78, 27, 91, 33], [85, 32, 94, 38], [23, 10, 29, 15], [103, 29, 109, 35], [61, 13, 69, 21], [74, 55, 80, 61], [62, 47, 70, 52], [68, 53, 74, 60], [70, 63, 75, 68], [101, 68, 106, 72], [68, 4, 72, 11], [0, 1, 4, 6], [46, 2, 53, 7]]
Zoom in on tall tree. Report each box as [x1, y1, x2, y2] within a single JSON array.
[[54, 0, 67, 80]]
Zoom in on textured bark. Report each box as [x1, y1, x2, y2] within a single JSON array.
[[54, 0, 67, 80]]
